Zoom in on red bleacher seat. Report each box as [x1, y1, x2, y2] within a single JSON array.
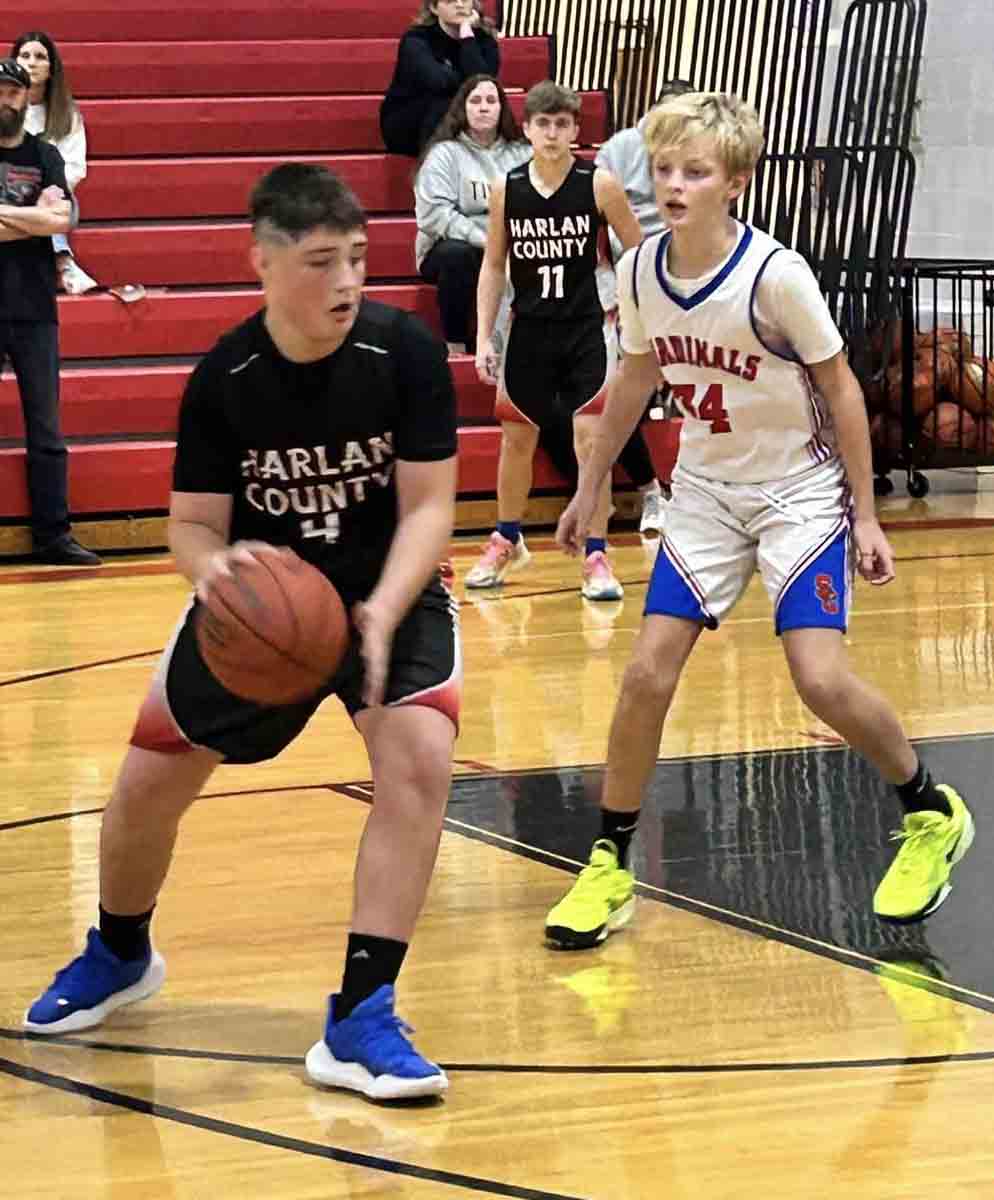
[[0, 424, 681, 518], [81, 155, 417, 221], [71, 217, 419, 288], [81, 92, 609, 158], [64, 37, 552, 99], [1, 358, 497, 439], [55, 286, 441, 360], [0, 0, 459, 43]]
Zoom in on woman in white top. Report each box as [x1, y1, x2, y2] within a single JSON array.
[[415, 73, 531, 355], [13, 31, 97, 294]]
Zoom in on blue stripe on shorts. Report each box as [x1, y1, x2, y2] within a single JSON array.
[[776, 529, 849, 635]]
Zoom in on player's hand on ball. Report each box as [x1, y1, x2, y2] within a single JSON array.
[[475, 337, 499, 385], [354, 600, 395, 708], [556, 488, 597, 557], [196, 541, 288, 603], [853, 518, 895, 585]]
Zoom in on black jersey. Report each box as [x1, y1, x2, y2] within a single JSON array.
[[504, 159, 603, 322], [172, 301, 457, 607]]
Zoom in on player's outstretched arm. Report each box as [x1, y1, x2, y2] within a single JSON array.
[[557, 350, 661, 553], [475, 182, 508, 384], [593, 167, 642, 255], [809, 351, 895, 586]]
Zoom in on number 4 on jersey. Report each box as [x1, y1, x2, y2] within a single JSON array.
[[671, 383, 731, 434]]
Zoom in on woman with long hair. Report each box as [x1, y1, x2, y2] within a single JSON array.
[[415, 74, 529, 354], [13, 31, 97, 293], [380, 1, 499, 158]]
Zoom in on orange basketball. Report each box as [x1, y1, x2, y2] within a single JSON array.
[[869, 412, 903, 456], [195, 549, 350, 705], [957, 358, 994, 417], [921, 402, 977, 451], [915, 326, 974, 362]]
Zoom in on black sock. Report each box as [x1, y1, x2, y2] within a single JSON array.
[[99, 904, 154, 962], [600, 808, 640, 867], [895, 762, 951, 817], [336, 933, 408, 1021]]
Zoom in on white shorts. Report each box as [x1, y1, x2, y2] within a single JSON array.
[[646, 459, 854, 633]]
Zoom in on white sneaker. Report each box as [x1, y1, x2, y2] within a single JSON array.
[[465, 531, 531, 588], [639, 487, 667, 537], [59, 259, 99, 294], [581, 551, 624, 601]]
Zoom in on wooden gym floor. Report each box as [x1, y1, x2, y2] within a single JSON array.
[[2, 475, 994, 1199]]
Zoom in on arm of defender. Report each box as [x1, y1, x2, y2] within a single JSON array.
[[809, 351, 895, 585], [358, 455, 457, 704], [475, 181, 508, 383], [594, 167, 642, 255]]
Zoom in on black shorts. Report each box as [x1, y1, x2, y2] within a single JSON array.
[[130, 580, 461, 764], [496, 314, 610, 428]]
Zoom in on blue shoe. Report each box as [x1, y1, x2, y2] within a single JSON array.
[[305, 985, 448, 1100], [24, 927, 166, 1034]]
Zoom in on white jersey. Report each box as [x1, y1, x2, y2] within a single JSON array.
[[618, 223, 844, 483]]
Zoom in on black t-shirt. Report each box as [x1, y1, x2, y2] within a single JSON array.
[[172, 301, 458, 606], [505, 159, 604, 322], [0, 133, 69, 323]]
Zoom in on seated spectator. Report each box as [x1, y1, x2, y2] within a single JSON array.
[[415, 74, 530, 355], [596, 78, 695, 277], [380, 1, 499, 158], [14, 31, 97, 294]]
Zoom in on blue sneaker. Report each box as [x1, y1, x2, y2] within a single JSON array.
[[305, 985, 448, 1100], [24, 927, 166, 1034]]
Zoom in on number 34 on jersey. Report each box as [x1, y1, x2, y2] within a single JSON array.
[[671, 383, 732, 434]]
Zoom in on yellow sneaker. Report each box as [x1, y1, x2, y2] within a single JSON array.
[[545, 839, 635, 949], [873, 786, 974, 923]]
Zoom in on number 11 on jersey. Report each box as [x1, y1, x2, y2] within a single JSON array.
[[538, 264, 565, 299], [670, 383, 732, 434]]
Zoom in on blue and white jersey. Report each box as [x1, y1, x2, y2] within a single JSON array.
[[617, 222, 844, 483]]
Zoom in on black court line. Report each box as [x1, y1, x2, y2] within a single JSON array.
[[0, 1055, 584, 1200], [0, 648, 160, 689], [3, 1028, 993, 1074]]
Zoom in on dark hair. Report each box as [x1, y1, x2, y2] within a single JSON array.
[[11, 31, 78, 143], [418, 74, 523, 166], [412, 0, 495, 36], [654, 78, 695, 106], [249, 164, 367, 241], [523, 80, 581, 122]]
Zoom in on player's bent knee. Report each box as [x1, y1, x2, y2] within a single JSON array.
[[621, 655, 679, 710], [790, 661, 848, 717]]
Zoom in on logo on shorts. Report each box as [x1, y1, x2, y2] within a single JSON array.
[[814, 573, 839, 615]]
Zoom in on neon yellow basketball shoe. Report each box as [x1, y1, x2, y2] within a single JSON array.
[[545, 839, 635, 950], [873, 786, 974, 923]]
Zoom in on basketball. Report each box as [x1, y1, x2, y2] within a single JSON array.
[[869, 412, 903, 456], [195, 549, 350, 705], [921, 402, 977, 451], [957, 358, 994, 417]]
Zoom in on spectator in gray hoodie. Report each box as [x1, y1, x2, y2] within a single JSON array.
[[415, 74, 531, 355], [596, 78, 695, 272]]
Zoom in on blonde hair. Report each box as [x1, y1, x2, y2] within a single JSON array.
[[643, 92, 765, 178]]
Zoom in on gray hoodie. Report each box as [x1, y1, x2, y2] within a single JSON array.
[[595, 114, 666, 260], [415, 133, 532, 270]]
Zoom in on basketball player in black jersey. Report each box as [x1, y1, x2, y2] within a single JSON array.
[[24, 165, 459, 1101], [469, 80, 642, 600]]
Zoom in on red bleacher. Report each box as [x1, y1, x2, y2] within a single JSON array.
[[0, 2, 677, 546]]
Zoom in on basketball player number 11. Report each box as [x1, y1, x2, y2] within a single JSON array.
[[538, 264, 565, 299], [671, 383, 731, 433]]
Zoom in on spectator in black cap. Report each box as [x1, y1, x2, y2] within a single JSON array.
[[0, 55, 100, 565]]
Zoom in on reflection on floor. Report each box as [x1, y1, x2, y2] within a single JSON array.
[[447, 734, 993, 1008]]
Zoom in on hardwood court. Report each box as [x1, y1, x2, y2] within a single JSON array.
[[2, 488, 994, 1199]]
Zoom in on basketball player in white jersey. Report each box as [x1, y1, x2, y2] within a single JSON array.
[[544, 92, 973, 947], [468, 80, 642, 601]]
